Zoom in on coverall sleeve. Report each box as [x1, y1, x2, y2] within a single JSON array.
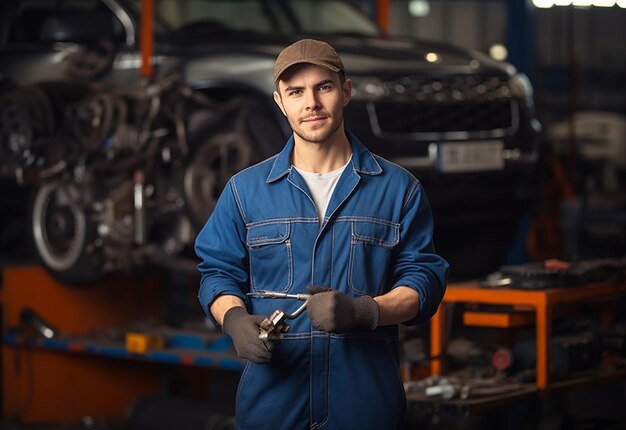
[[391, 180, 449, 324], [195, 179, 248, 327]]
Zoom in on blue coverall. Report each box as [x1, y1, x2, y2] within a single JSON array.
[[195, 130, 449, 429]]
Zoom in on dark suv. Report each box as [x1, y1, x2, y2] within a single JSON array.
[[0, 0, 540, 282]]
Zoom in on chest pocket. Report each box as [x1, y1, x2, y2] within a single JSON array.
[[348, 220, 399, 296], [246, 222, 293, 293]]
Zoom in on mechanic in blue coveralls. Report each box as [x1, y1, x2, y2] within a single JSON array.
[[195, 39, 449, 430]]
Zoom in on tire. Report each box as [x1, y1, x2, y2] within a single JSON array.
[[183, 98, 285, 229], [183, 128, 254, 229], [29, 182, 104, 285]]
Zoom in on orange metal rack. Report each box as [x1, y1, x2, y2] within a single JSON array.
[[430, 280, 626, 389]]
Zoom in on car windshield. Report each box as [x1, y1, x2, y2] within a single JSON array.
[[130, 0, 380, 36]]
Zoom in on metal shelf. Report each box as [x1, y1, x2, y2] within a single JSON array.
[[4, 332, 243, 371]]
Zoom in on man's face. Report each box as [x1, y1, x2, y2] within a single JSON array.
[[274, 63, 352, 145]]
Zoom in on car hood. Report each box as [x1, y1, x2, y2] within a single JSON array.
[[317, 35, 511, 76], [162, 32, 514, 78]]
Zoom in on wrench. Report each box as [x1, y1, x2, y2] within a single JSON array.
[[246, 290, 310, 340]]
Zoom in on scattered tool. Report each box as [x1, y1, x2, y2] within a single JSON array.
[[246, 290, 311, 341], [405, 375, 522, 400]]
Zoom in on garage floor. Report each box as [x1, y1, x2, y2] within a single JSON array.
[[2, 383, 626, 430]]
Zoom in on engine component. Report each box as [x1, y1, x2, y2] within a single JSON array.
[[0, 71, 260, 285], [512, 331, 603, 380], [30, 181, 103, 284], [0, 82, 90, 177], [484, 258, 626, 290], [492, 348, 514, 371], [0, 85, 54, 166]]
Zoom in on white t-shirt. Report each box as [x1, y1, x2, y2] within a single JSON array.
[[293, 158, 351, 225]]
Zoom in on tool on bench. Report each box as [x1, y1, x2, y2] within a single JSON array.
[[246, 290, 311, 341]]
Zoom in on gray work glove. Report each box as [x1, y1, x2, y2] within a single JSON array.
[[306, 286, 379, 333], [222, 306, 275, 363]]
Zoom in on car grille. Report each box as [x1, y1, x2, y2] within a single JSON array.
[[370, 74, 517, 136]]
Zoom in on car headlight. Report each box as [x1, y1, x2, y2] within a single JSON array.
[[350, 76, 387, 101]]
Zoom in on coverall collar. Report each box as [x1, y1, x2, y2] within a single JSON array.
[[266, 129, 383, 183]]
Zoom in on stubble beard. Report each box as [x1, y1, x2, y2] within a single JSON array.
[[289, 113, 343, 145]]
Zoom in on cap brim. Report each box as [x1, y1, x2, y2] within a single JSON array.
[[274, 60, 342, 83]]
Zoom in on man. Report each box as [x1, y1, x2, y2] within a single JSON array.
[[195, 39, 449, 430]]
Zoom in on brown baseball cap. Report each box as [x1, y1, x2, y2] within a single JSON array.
[[274, 39, 345, 83]]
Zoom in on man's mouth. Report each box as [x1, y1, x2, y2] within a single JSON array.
[[302, 116, 326, 124]]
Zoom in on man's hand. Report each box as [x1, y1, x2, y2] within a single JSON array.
[[222, 306, 275, 363], [306, 286, 379, 333]]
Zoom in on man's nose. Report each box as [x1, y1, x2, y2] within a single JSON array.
[[304, 90, 320, 110]]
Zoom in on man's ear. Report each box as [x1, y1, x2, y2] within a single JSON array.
[[273, 91, 287, 116], [343, 79, 352, 107]]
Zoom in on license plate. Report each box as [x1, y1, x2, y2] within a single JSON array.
[[437, 141, 504, 173]]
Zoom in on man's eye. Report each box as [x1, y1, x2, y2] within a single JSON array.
[[288, 90, 302, 96], [319, 85, 332, 92]]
